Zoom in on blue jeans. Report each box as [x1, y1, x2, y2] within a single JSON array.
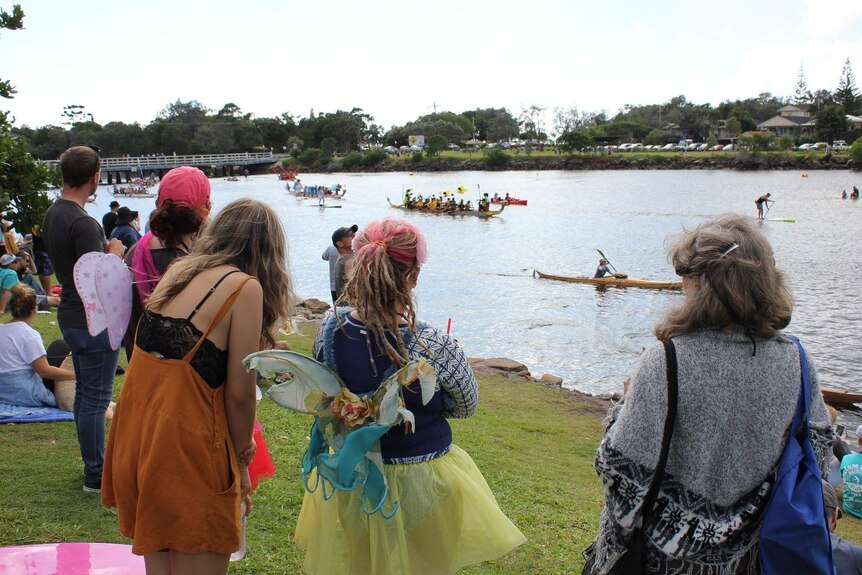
[[20, 273, 47, 306], [60, 326, 119, 486]]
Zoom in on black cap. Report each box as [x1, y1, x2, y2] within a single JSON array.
[[116, 206, 139, 225], [109, 200, 120, 208], [332, 224, 359, 245]]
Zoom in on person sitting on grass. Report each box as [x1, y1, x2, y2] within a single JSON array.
[[13, 251, 60, 309], [0, 284, 76, 409]]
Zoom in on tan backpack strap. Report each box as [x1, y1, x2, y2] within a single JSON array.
[[183, 276, 256, 362]]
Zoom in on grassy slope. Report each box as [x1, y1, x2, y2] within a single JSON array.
[[1, 312, 861, 574]]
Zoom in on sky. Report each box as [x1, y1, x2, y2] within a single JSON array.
[[2, 0, 862, 134]]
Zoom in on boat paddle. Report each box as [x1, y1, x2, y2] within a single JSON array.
[[596, 249, 617, 273], [765, 199, 773, 217], [766, 217, 795, 222]]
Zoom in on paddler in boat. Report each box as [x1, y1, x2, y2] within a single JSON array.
[[465, 200, 474, 211], [842, 190, 848, 199], [492, 193, 501, 202], [403, 188, 413, 205], [458, 199, 466, 211], [594, 259, 612, 278]]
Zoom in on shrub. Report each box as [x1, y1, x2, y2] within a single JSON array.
[[411, 152, 424, 163], [777, 135, 796, 151], [300, 148, 324, 167], [483, 147, 510, 167], [341, 151, 363, 169], [362, 149, 388, 166], [850, 138, 862, 167]]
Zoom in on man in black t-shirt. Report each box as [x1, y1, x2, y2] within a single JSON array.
[[42, 146, 125, 494], [102, 200, 120, 239]]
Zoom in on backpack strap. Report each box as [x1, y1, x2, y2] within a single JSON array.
[[785, 334, 812, 439], [638, 339, 679, 527]]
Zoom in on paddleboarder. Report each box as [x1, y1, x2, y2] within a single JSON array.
[[755, 193, 773, 220]]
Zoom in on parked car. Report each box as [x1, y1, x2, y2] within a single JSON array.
[[629, 143, 643, 152], [722, 144, 736, 152], [447, 143, 461, 151], [798, 143, 817, 151], [697, 143, 708, 151], [617, 143, 634, 151], [409, 145, 424, 153], [661, 143, 676, 151], [832, 140, 849, 151], [709, 145, 724, 152], [384, 146, 398, 154], [814, 142, 830, 150]]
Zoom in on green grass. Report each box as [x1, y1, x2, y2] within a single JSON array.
[[2, 314, 861, 573]]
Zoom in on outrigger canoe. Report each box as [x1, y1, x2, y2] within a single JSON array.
[[821, 386, 862, 408], [534, 270, 682, 291], [387, 198, 505, 218]]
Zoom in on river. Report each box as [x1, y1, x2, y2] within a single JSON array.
[[89, 169, 861, 408]]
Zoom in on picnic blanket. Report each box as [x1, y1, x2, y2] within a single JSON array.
[[0, 402, 74, 424]]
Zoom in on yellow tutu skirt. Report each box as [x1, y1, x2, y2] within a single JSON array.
[[294, 444, 526, 575]]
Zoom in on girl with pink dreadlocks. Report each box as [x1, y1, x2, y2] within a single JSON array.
[[295, 217, 525, 574]]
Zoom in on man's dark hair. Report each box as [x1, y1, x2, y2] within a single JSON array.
[[59, 146, 100, 188]]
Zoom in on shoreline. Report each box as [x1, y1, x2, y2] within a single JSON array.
[[293, 300, 616, 406], [281, 151, 856, 174]]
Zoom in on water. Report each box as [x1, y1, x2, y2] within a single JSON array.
[[86, 169, 862, 401]]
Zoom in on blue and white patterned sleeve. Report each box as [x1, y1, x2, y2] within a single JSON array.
[[409, 325, 478, 418], [311, 310, 335, 360]]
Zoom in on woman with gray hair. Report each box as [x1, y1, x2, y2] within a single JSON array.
[[587, 214, 834, 574]]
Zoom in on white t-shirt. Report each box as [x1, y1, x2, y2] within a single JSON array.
[[0, 321, 46, 370]]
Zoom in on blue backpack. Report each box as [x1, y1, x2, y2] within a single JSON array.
[[759, 335, 834, 574]]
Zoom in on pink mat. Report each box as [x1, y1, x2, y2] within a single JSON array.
[[0, 543, 144, 574]]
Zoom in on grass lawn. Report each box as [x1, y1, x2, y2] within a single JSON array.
[[2, 312, 861, 573]]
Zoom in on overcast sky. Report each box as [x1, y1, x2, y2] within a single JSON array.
[[2, 0, 861, 132]]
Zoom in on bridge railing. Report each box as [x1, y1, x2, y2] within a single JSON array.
[[40, 152, 276, 170]]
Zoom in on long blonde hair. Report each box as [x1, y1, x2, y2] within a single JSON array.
[[341, 217, 428, 366], [147, 198, 295, 346], [655, 213, 792, 340]]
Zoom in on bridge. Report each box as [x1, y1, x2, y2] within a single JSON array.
[[41, 152, 281, 184]]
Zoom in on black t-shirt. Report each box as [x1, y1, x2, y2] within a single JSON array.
[[102, 211, 119, 239], [42, 198, 107, 328]]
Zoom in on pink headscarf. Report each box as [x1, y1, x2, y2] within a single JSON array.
[[156, 166, 211, 209], [353, 217, 428, 266]]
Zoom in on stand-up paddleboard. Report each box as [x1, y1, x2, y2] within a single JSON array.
[[767, 217, 795, 222], [310, 205, 342, 209]]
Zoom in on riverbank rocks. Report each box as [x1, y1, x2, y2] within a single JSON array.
[[294, 298, 331, 321], [296, 151, 855, 174], [539, 373, 564, 387], [468, 357, 532, 379]]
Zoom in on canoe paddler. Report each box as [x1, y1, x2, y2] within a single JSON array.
[[594, 259, 612, 278]]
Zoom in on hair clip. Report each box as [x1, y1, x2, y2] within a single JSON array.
[[718, 244, 739, 259]]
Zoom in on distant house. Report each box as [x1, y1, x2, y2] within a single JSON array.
[[757, 105, 814, 137], [662, 123, 687, 140], [847, 114, 862, 129]]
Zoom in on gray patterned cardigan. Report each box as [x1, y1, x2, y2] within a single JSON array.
[[591, 328, 835, 575]]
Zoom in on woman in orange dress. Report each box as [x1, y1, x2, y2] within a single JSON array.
[[102, 199, 295, 574]]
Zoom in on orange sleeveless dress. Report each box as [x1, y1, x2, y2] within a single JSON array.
[[102, 277, 253, 556]]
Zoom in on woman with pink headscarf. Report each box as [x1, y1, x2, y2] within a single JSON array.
[[122, 166, 212, 359], [295, 217, 526, 574]]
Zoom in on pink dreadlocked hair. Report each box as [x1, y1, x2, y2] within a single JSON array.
[[339, 217, 428, 365]]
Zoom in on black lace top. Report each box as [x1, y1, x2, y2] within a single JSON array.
[[134, 270, 241, 389], [136, 312, 228, 389]]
